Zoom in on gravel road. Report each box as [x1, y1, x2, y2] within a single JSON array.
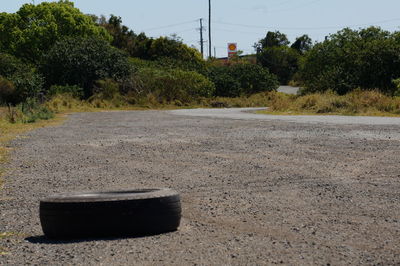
[[170, 107, 400, 126], [1, 109, 400, 265]]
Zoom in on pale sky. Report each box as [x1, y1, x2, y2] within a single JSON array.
[[2, 0, 400, 58]]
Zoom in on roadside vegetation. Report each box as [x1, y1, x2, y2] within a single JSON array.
[[0, 0, 400, 184], [259, 90, 400, 116]]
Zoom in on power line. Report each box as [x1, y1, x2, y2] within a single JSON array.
[[143, 19, 197, 31], [211, 18, 400, 31], [270, 0, 324, 13], [213, 27, 260, 35]]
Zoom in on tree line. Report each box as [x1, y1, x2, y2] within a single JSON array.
[[0, 0, 399, 107]]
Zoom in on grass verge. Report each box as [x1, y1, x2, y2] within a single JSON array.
[[257, 90, 400, 117]]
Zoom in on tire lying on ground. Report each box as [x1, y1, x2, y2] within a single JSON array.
[[40, 188, 181, 239]]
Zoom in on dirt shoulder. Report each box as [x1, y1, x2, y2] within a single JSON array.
[[1, 110, 399, 265]]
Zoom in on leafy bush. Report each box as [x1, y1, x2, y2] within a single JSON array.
[[0, 77, 16, 104], [208, 63, 279, 97], [256, 46, 300, 84], [393, 78, 400, 97], [300, 27, 400, 95], [147, 37, 206, 73], [0, 1, 111, 63], [48, 85, 84, 99], [92, 79, 120, 100], [127, 67, 215, 103], [6, 98, 54, 123], [207, 66, 241, 97], [0, 53, 43, 104], [41, 36, 132, 98]]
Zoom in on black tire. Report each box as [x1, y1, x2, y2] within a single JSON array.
[[40, 188, 181, 239]]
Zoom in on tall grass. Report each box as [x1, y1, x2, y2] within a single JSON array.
[[266, 90, 400, 116]]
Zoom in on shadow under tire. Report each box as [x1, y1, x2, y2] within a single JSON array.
[[40, 188, 181, 239]]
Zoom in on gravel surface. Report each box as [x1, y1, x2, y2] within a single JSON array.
[[1, 109, 400, 265], [170, 108, 400, 126]]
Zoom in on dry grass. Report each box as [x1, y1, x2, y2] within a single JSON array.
[[259, 90, 400, 117]]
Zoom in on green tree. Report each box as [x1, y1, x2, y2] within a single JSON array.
[[98, 15, 151, 58], [41, 36, 132, 98], [0, 53, 43, 104], [257, 46, 300, 84], [0, 1, 111, 63], [98, 15, 206, 73], [146, 36, 206, 73], [300, 27, 400, 94], [254, 31, 290, 52], [291, 34, 313, 54]]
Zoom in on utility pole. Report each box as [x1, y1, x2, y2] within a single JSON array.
[[199, 18, 204, 57], [208, 0, 212, 58]]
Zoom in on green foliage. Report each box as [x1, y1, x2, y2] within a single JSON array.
[[41, 36, 132, 98], [0, 53, 43, 104], [300, 27, 400, 95], [208, 63, 279, 97], [6, 98, 54, 124], [393, 78, 400, 96], [147, 37, 206, 73], [98, 16, 206, 73], [0, 1, 111, 63], [255, 31, 290, 52], [256, 46, 300, 85], [48, 85, 84, 99], [128, 67, 215, 103], [291, 35, 313, 54], [98, 15, 153, 60], [207, 66, 241, 97], [255, 31, 305, 84], [92, 79, 121, 100], [0, 77, 16, 104]]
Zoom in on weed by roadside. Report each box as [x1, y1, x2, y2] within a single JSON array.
[[261, 90, 400, 116]]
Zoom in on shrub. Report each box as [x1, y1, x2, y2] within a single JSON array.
[[207, 66, 241, 97], [128, 67, 215, 103], [41, 36, 133, 98], [0, 53, 43, 104], [45, 94, 88, 113], [48, 85, 84, 99], [147, 37, 206, 73], [92, 79, 120, 100], [0, 77, 16, 104], [208, 63, 279, 97], [393, 78, 400, 97], [6, 98, 54, 123], [300, 27, 400, 95]]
